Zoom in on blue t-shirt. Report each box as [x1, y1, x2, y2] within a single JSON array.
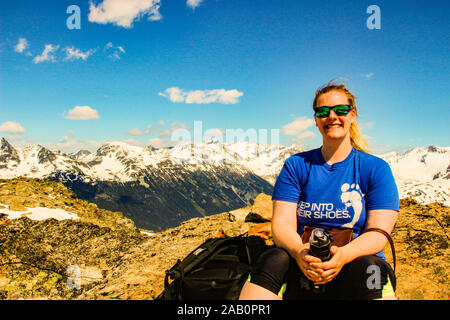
[[272, 147, 399, 258]]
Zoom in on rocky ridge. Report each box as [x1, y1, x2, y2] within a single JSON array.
[[0, 179, 448, 300]]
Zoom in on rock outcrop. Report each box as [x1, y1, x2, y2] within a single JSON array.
[[0, 178, 448, 300], [388, 198, 449, 299]]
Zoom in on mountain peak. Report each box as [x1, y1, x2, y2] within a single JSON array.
[[71, 150, 92, 160], [205, 137, 221, 145], [0, 137, 20, 166], [143, 145, 159, 152], [1, 137, 14, 148], [95, 141, 144, 157]]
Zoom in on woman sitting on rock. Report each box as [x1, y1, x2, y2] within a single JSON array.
[[239, 80, 399, 300]]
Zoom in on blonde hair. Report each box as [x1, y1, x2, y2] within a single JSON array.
[[313, 80, 370, 153]]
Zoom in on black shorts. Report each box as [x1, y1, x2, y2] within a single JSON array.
[[248, 247, 396, 300]]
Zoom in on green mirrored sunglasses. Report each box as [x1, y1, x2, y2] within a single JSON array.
[[314, 105, 353, 118]]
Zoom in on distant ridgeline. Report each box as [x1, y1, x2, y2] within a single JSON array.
[[0, 138, 287, 231], [52, 166, 273, 231], [1, 137, 449, 230]]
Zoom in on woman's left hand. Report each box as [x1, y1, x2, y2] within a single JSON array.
[[309, 245, 348, 285]]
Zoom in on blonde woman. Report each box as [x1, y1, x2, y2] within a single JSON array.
[[239, 81, 399, 300]]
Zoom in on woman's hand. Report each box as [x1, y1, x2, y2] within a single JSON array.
[[292, 243, 324, 283], [309, 245, 349, 285]]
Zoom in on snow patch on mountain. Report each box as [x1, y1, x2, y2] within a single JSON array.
[[0, 203, 80, 221]]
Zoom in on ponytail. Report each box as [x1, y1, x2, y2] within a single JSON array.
[[349, 122, 370, 153]]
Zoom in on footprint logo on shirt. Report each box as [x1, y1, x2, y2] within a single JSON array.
[[340, 183, 363, 228]]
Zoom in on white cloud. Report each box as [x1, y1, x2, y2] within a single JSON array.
[[109, 52, 121, 61], [124, 121, 193, 148], [57, 135, 77, 147], [14, 38, 28, 53], [88, 0, 162, 28], [146, 137, 164, 148], [159, 87, 244, 104], [364, 72, 375, 79], [288, 131, 315, 144], [33, 44, 59, 64], [187, 0, 204, 9], [0, 121, 26, 134], [137, 121, 195, 148], [119, 138, 145, 147], [169, 121, 193, 131], [64, 47, 96, 61], [104, 42, 126, 60], [159, 87, 185, 103], [125, 125, 155, 136], [56, 136, 103, 152], [281, 116, 315, 143], [281, 117, 315, 135], [146, 137, 175, 148], [64, 106, 100, 120], [360, 121, 374, 130], [158, 129, 171, 138]]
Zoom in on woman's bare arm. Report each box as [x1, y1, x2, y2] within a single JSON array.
[[341, 209, 398, 264], [271, 199, 303, 257]]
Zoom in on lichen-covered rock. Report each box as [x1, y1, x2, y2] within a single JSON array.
[[0, 178, 448, 300], [0, 213, 147, 299], [388, 198, 449, 300], [0, 178, 137, 232]]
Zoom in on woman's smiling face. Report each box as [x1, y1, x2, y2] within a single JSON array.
[[315, 90, 356, 141]]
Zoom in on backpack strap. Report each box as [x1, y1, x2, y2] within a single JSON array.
[[361, 227, 396, 273]]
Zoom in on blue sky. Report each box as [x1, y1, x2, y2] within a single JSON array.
[[0, 0, 449, 154]]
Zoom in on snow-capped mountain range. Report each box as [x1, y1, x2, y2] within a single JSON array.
[[1, 137, 296, 230], [376, 145, 449, 206], [1, 137, 449, 208], [0, 137, 300, 184]]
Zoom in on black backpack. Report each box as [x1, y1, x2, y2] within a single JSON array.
[[156, 234, 268, 300]]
